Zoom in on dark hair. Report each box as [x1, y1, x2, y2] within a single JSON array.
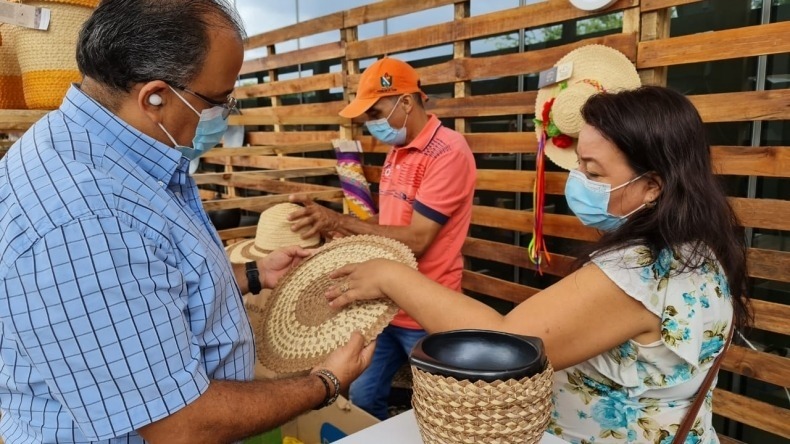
[[577, 86, 750, 328], [77, 0, 245, 93]]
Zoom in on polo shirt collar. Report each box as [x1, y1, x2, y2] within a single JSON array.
[[398, 114, 442, 151], [59, 84, 186, 185]]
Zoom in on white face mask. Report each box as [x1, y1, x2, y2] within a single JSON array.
[[565, 170, 647, 231]]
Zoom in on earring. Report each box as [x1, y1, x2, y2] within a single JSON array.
[[646, 200, 657, 208]]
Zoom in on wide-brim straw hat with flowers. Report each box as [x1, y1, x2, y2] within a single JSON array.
[[534, 44, 641, 170], [254, 235, 418, 375], [225, 203, 322, 264]]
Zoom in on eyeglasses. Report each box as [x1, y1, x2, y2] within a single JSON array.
[[178, 86, 238, 120]]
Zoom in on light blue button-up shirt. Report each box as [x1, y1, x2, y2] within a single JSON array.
[[0, 86, 254, 443]]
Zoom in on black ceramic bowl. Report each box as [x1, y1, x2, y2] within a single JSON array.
[[409, 330, 547, 383]]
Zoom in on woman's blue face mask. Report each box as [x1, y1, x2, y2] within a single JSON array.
[[564, 169, 647, 231]]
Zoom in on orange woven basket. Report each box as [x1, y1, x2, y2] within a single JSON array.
[[11, 1, 98, 109], [0, 25, 27, 109]]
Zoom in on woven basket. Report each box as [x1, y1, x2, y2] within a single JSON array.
[[0, 25, 26, 109], [12, 1, 96, 109], [411, 364, 554, 444]]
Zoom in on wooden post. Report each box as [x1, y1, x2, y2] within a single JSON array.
[[453, 1, 471, 134], [639, 8, 670, 86]]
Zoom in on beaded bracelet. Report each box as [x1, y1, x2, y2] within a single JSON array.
[[312, 369, 341, 409]]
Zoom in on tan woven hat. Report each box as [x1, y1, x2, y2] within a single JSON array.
[[225, 203, 322, 265], [534, 44, 641, 170], [254, 235, 418, 375]]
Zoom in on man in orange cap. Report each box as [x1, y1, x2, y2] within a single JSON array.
[[289, 57, 476, 420]]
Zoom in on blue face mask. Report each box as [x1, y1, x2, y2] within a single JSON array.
[[565, 169, 647, 231], [159, 86, 228, 161], [365, 96, 409, 146]]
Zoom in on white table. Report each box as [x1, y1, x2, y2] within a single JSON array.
[[335, 410, 569, 444]]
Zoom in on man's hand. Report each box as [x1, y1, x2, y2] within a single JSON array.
[[312, 332, 376, 392], [259, 246, 312, 289], [288, 195, 347, 240]]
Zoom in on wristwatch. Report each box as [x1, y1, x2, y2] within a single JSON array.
[[245, 261, 262, 295]]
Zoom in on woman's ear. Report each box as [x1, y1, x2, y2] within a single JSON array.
[[644, 172, 664, 205]]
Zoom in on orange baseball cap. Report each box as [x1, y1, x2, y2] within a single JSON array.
[[339, 57, 428, 119]]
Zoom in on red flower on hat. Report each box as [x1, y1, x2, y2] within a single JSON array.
[[552, 134, 574, 149], [541, 98, 555, 124]]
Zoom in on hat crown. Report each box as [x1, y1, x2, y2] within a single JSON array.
[[253, 203, 319, 252], [357, 57, 422, 101]]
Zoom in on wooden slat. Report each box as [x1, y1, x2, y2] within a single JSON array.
[[712, 388, 790, 439], [690, 90, 790, 123], [712, 146, 790, 178], [246, 131, 340, 146], [475, 170, 567, 194], [0, 109, 48, 131], [360, 133, 539, 154], [216, 226, 257, 241], [641, 0, 703, 12], [638, 21, 790, 69], [234, 73, 343, 99], [202, 144, 334, 157], [471, 206, 599, 242], [721, 345, 790, 389], [240, 42, 344, 75], [192, 167, 335, 185], [731, 197, 790, 231], [747, 248, 790, 284], [345, 0, 638, 60], [349, 34, 636, 90], [461, 270, 539, 303], [218, 178, 336, 195], [205, 155, 336, 171], [244, 12, 344, 50], [427, 91, 537, 118], [342, 0, 464, 27], [231, 102, 346, 126], [201, 190, 343, 212], [751, 299, 790, 336], [462, 237, 576, 278], [717, 435, 746, 444]]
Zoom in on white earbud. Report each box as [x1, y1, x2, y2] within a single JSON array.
[[148, 94, 163, 106]]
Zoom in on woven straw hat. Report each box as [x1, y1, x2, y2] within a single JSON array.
[[253, 235, 417, 375], [11, 1, 96, 109], [225, 203, 322, 265], [534, 44, 641, 170]]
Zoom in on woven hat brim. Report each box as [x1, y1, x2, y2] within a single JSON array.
[[534, 44, 641, 171], [256, 235, 418, 375]]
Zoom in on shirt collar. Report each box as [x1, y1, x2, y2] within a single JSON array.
[[399, 114, 442, 151], [59, 84, 187, 184]]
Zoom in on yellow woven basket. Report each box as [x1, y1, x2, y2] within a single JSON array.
[[410, 363, 555, 444], [0, 25, 27, 109], [11, 1, 97, 109]]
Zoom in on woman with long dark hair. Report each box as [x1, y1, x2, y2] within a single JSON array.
[[326, 86, 749, 444]]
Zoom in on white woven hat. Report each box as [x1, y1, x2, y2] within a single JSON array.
[[534, 45, 641, 170], [255, 235, 418, 375], [225, 203, 321, 264]]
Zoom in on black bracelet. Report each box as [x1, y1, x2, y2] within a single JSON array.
[[245, 261, 262, 295], [312, 369, 340, 409]]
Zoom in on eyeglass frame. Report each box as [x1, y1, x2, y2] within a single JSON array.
[[172, 84, 239, 120]]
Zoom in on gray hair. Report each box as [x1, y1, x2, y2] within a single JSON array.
[[77, 0, 245, 94]]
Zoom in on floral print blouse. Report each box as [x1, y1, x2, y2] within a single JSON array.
[[549, 246, 733, 444]]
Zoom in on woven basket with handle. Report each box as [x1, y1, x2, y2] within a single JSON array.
[[0, 24, 26, 109]]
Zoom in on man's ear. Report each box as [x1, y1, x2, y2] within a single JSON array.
[[138, 80, 170, 125], [400, 94, 414, 114]]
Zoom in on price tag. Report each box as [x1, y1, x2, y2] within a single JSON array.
[[0, 1, 50, 31], [537, 62, 573, 89]]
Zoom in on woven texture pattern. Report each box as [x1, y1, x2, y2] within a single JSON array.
[[13, 2, 93, 109], [411, 364, 555, 444], [256, 235, 417, 374], [0, 25, 26, 109]]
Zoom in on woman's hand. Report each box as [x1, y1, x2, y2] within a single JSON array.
[[260, 246, 313, 288], [325, 259, 397, 308]]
